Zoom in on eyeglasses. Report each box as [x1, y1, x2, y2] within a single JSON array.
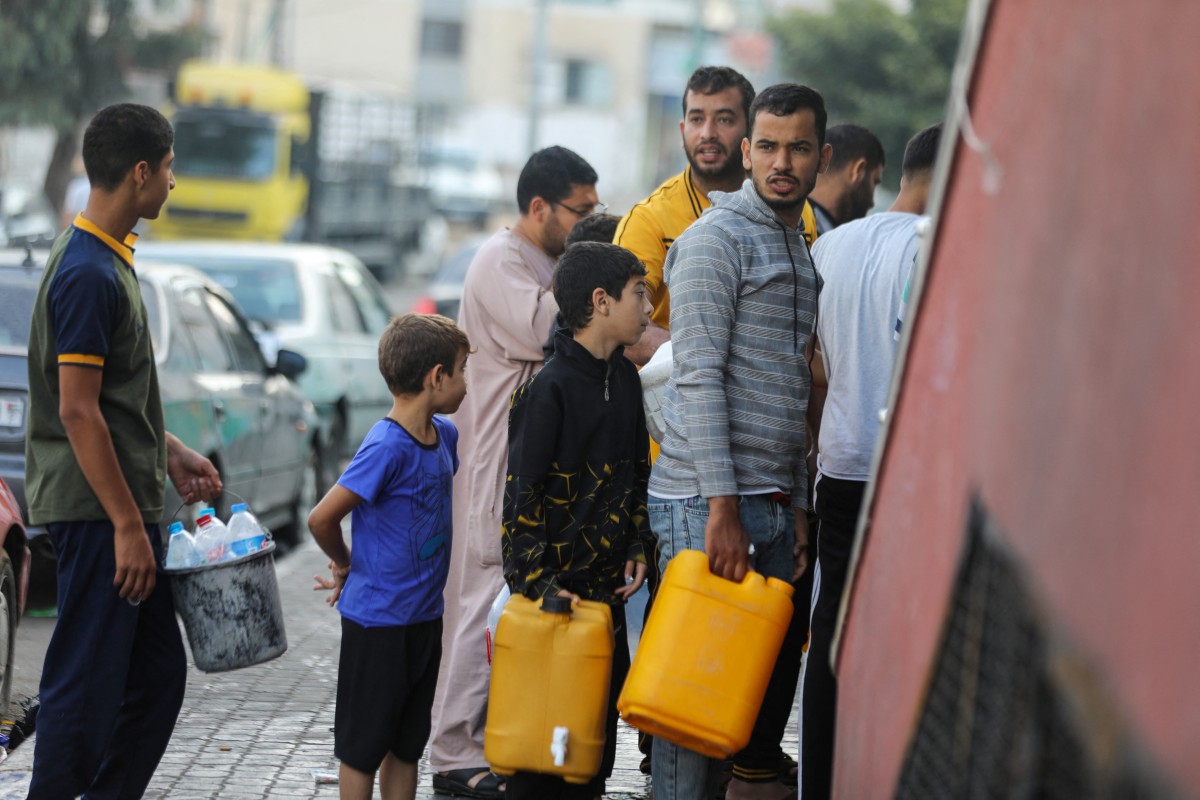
[[553, 200, 607, 219]]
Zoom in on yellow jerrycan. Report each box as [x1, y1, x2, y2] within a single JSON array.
[[485, 594, 614, 784], [617, 549, 794, 758]]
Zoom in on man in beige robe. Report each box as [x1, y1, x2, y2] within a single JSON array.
[[430, 146, 602, 799]]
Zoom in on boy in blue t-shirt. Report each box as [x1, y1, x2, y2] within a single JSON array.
[[309, 312, 470, 800]]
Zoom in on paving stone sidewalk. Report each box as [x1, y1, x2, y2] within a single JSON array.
[[0, 540, 798, 798]]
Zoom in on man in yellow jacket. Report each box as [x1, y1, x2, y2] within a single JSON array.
[[615, 66, 819, 367]]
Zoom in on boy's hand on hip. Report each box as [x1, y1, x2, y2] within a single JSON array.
[[313, 560, 349, 606], [113, 522, 156, 602], [705, 497, 750, 583], [614, 560, 647, 600]]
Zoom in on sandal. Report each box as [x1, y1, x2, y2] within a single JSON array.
[[778, 751, 798, 787], [432, 767, 507, 799]]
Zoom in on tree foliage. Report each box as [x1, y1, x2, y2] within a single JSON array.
[[0, 0, 207, 207], [770, 0, 967, 188]]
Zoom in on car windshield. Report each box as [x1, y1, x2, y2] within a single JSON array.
[[0, 274, 37, 348], [143, 256, 304, 324], [172, 112, 278, 181]]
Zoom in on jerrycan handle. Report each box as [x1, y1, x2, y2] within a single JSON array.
[[727, 565, 796, 599], [541, 596, 573, 614]]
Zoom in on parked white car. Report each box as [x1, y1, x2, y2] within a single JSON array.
[[139, 242, 397, 489]]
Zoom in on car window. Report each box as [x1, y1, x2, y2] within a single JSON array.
[[204, 291, 266, 373], [141, 280, 201, 372], [139, 279, 163, 352], [323, 273, 367, 334], [335, 262, 392, 334], [0, 276, 36, 348], [178, 287, 234, 372], [146, 256, 304, 324]]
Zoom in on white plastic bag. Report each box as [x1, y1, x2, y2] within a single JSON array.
[[639, 340, 673, 444], [485, 583, 511, 665]]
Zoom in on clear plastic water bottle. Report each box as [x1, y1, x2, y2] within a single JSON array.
[[226, 503, 266, 558], [165, 521, 200, 569], [194, 513, 230, 564]]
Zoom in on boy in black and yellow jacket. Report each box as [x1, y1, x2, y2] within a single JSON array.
[[501, 241, 652, 799]]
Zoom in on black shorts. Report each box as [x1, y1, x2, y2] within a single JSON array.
[[334, 616, 443, 772]]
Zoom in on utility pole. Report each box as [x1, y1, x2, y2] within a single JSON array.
[[527, 0, 550, 156], [689, 0, 706, 73], [270, 0, 287, 66]]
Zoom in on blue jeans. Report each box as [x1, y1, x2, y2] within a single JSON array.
[[647, 494, 795, 800]]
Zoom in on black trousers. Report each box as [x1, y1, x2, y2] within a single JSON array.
[[732, 534, 814, 782], [28, 520, 187, 800], [800, 476, 866, 800]]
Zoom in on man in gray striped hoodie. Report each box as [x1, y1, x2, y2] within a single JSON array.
[[649, 83, 831, 800]]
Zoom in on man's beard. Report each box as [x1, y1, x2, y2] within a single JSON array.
[[685, 144, 745, 185], [751, 173, 812, 215], [846, 179, 875, 222], [756, 190, 807, 214]]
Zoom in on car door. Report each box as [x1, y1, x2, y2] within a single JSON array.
[[319, 262, 382, 449], [335, 258, 395, 434], [175, 283, 262, 508], [207, 291, 307, 516], [140, 276, 224, 524]]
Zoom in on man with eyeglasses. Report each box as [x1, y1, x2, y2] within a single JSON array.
[[614, 66, 819, 367], [428, 146, 602, 800]]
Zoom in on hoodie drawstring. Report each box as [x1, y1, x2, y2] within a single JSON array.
[[781, 225, 800, 348]]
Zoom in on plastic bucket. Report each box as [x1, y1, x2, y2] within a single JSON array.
[[165, 541, 288, 672]]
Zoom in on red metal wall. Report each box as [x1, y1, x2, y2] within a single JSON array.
[[833, 0, 1200, 795]]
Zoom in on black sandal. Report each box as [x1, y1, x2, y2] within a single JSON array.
[[779, 751, 798, 787], [433, 767, 507, 799]]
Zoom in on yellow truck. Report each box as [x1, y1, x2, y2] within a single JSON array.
[[153, 61, 429, 280]]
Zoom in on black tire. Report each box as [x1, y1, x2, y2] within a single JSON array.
[[325, 409, 347, 470], [0, 550, 17, 714], [314, 435, 337, 498], [277, 444, 320, 546]]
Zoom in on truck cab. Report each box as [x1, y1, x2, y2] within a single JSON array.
[[152, 61, 311, 243]]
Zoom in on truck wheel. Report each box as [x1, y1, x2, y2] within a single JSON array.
[[0, 551, 16, 713]]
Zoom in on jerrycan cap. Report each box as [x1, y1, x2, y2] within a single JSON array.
[[540, 596, 573, 614]]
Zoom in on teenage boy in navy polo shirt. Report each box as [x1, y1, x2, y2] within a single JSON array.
[[25, 103, 222, 798]]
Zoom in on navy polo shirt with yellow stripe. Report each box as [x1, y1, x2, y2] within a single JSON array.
[[24, 215, 166, 525]]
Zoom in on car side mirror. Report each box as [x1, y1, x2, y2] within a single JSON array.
[[272, 348, 307, 380]]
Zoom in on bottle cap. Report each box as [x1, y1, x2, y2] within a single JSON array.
[[168, 521, 185, 534], [196, 514, 213, 526], [231, 502, 248, 513], [200, 507, 216, 518], [540, 596, 573, 614]]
